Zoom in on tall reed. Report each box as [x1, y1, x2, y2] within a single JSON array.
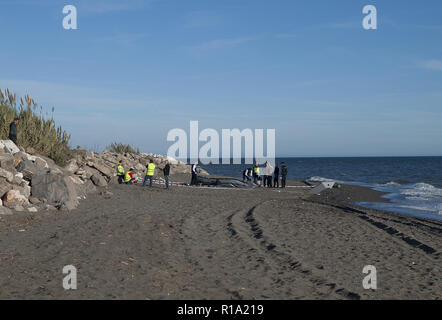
[[0, 88, 71, 165]]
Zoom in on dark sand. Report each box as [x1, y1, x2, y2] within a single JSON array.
[[0, 176, 440, 299]]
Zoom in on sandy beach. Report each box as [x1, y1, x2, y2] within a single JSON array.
[[0, 176, 440, 300]]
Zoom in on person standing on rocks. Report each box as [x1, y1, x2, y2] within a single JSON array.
[[143, 160, 156, 188], [163, 160, 171, 189], [117, 160, 125, 184], [9, 118, 19, 146]]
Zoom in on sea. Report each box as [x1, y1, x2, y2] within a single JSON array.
[[200, 157, 442, 222]]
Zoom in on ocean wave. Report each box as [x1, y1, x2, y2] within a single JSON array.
[[312, 178, 442, 220], [400, 183, 442, 199]]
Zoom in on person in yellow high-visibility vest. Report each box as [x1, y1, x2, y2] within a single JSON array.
[[117, 160, 125, 184], [124, 168, 135, 184], [143, 160, 156, 188], [253, 162, 260, 184]]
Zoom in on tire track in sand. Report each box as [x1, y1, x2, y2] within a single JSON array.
[[227, 202, 361, 300]]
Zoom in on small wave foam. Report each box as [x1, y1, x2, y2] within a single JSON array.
[[400, 183, 442, 200], [362, 182, 442, 221], [309, 178, 442, 221]]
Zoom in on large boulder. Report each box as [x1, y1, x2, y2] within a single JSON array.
[[76, 166, 100, 179], [31, 172, 79, 210], [90, 162, 113, 178], [16, 158, 48, 181], [0, 154, 17, 172], [0, 140, 20, 154], [91, 174, 107, 187]]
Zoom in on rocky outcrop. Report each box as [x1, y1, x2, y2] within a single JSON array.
[[0, 140, 209, 214]]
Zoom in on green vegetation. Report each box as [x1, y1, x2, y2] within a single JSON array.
[[106, 142, 140, 154], [0, 89, 71, 165]]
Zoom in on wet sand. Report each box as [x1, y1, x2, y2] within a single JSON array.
[[0, 177, 440, 299]]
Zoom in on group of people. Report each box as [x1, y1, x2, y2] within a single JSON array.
[[243, 161, 288, 188], [116, 159, 171, 189]]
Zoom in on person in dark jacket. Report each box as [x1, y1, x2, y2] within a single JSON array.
[[163, 160, 171, 189], [281, 162, 288, 188], [9, 118, 19, 145], [273, 163, 280, 188]]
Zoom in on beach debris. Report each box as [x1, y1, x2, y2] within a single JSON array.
[[310, 182, 335, 195]]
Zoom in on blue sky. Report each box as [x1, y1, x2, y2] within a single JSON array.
[[0, 0, 441, 156]]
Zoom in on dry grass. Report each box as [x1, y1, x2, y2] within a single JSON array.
[[106, 142, 140, 154]]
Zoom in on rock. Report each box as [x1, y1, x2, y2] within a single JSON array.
[[44, 204, 58, 211], [0, 206, 12, 215], [12, 175, 23, 185], [0, 178, 11, 198], [59, 199, 79, 211], [68, 175, 84, 185], [13, 184, 31, 198], [27, 207, 38, 212], [80, 166, 100, 179], [90, 162, 113, 178], [166, 156, 179, 165], [75, 168, 86, 176], [83, 179, 97, 194], [31, 172, 79, 210], [2, 190, 29, 206], [16, 158, 47, 181], [26, 147, 36, 155], [29, 197, 41, 204], [34, 157, 48, 168], [0, 154, 16, 171], [100, 190, 113, 199], [65, 159, 79, 173], [85, 151, 95, 161], [91, 174, 107, 187], [14, 151, 31, 161], [0, 140, 20, 154], [11, 205, 25, 212], [0, 168, 14, 183]]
